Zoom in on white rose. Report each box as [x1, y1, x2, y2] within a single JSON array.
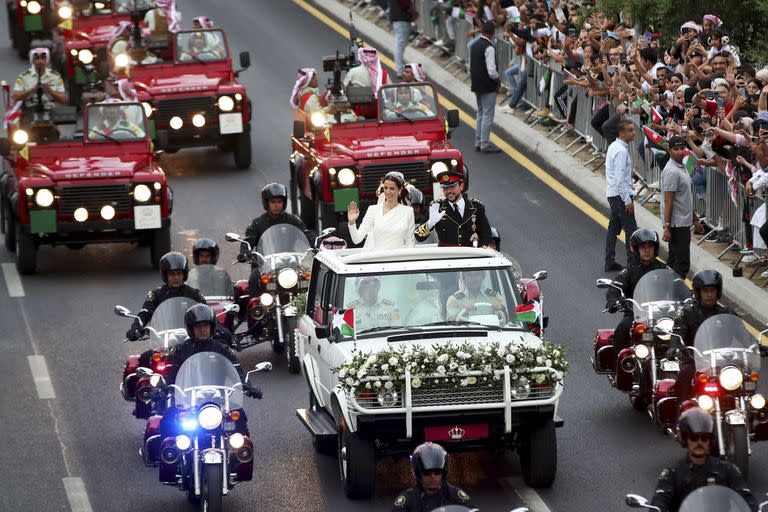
[[365, 382, 372, 389], [374, 380, 382, 388], [467, 376, 477, 385], [460, 378, 468, 387], [384, 381, 393, 389], [381, 364, 389, 371], [367, 355, 378, 365], [411, 378, 422, 389], [505, 354, 515, 364], [436, 365, 446, 375], [496, 346, 506, 357], [458, 365, 467, 374], [339, 368, 347, 378], [389, 356, 399, 366], [357, 368, 367, 378], [545, 359, 552, 367], [536, 356, 544, 364], [519, 376, 528, 384], [508, 345, 519, 354], [437, 354, 450, 363], [449, 362, 459, 370], [535, 374, 546, 384], [345, 377, 354, 386]]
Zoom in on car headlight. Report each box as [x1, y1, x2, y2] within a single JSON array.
[[260, 292, 274, 307], [277, 268, 299, 289], [634, 343, 650, 359], [175, 434, 191, 450], [229, 433, 245, 449], [58, 5, 72, 19], [35, 188, 54, 208], [78, 49, 94, 64], [217, 95, 234, 112], [26, 0, 41, 14], [133, 184, 152, 203], [198, 404, 223, 430], [337, 167, 356, 186], [169, 116, 183, 130], [430, 161, 448, 178], [697, 395, 714, 411], [100, 205, 115, 220], [192, 114, 205, 128], [719, 366, 743, 391], [513, 381, 531, 399], [310, 111, 326, 128], [377, 389, 398, 407], [750, 394, 766, 410], [12, 130, 29, 145], [114, 53, 129, 68]]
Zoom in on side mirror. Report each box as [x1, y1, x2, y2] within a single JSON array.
[[542, 316, 549, 329], [114, 305, 132, 317], [253, 361, 272, 373], [446, 109, 460, 129], [293, 120, 305, 139], [532, 270, 547, 281], [595, 278, 614, 289], [156, 129, 169, 150], [509, 508, 530, 512], [239, 51, 250, 69], [225, 232, 243, 243], [683, 297, 695, 307], [321, 227, 336, 236], [625, 494, 655, 509], [0, 138, 9, 157], [315, 324, 331, 339]]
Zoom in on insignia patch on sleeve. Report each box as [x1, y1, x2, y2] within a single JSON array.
[[659, 468, 670, 479], [458, 489, 471, 502], [147, 291, 155, 301], [394, 495, 407, 508]]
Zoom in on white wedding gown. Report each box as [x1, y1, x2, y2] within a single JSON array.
[[349, 203, 416, 250]]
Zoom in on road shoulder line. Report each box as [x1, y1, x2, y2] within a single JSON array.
[[2, 262, 25, 297], [27, 354, 56, 399], [62, 477, 94, 512]]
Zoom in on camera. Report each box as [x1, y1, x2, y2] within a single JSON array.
[[567, 27, 577, 37]]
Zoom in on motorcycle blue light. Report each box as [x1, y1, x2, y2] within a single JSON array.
[[181, 418, 198, 431]]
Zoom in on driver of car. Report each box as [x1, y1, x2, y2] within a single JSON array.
[[88, 104, 144, 140], [445, 270, 504, 321], [179, 31, 223, 61], [12, 48, 67, 121], [385, 86, 434, 118], [109, 21, 161, 66], [348, 276, 401, 331]]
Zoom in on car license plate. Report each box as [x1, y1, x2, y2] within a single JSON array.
[[219, 113, 243, 134], [661, 360, 680, 372], [134, 205, 161, 230], [425, 424, 488, 442], [29, 209, 56, 234]]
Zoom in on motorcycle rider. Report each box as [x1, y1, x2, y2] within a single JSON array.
[[605, 228, 666, 355], [238, 183, 310, 293], [392, 442, 475, 511], [192, 238, 219, 266], [651, 407, 758, 512]]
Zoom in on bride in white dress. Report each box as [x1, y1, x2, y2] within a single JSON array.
[[347, 171, 416, 250]]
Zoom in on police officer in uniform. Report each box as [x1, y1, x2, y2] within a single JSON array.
[[87, 103, 145, 140], [349, 276, 401, 332], [605, 228, 666, 353], [192, 238, 220, 266], [446, 270, 505, 321], [12, 48, 67, 123], [414, 170, 492, 248], [651, 407, 758, 512], [393, 442, 474, 512]]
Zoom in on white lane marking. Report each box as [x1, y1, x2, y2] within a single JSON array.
[[62, 477, 93, 512], [1, 263, 25, 297], [504, 477, 553, 512], [27, 355, 56, 399]]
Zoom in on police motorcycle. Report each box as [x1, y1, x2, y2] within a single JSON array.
[[115, 297, 238, 419], [671, 314, 768, 478], [143, 353, 271, 511], [595, 269, 692, 416], [225, 224, 313, 372], [625, 486, 768, 512]]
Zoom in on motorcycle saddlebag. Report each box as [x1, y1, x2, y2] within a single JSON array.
[[593, 329, 616, 373]]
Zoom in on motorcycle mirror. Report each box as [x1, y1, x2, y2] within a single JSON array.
[[683, 297, 695, 307], [114, 305, 132, 317], [509, 508, 530, 512], [253, 362, 272, 373], [595, 278, 613, 288], [625, 494, 651, 508], [225, 232, 243, 243], [532, 270, 547, 281], [223, 303, 240, 314], [321, 227, 336, 236]]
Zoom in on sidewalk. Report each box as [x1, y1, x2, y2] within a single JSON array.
[[309, 0, 768, 328]]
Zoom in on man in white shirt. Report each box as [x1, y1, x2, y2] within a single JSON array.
[[604, 120, 638, 272]]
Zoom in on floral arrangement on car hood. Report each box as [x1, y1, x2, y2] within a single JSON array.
[[290, 292, 307, 316], [335, 340, 568, 392]]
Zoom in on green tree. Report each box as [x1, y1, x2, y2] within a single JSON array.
[[597, 0, 768, 65]]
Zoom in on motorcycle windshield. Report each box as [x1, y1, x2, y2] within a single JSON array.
[[678, 486, 752, 512], [174, 352, 243, 410], [255, 224, 311, 272], [632, 269, 692, 321], [187, 265, 233, 298], [694, 314, 760, 373], [148, 297, 196, 348]]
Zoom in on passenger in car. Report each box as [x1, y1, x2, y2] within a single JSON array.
[[348, 276, 401, 331]]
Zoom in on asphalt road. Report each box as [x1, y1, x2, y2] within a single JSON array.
[[1, 1, 768, 511]]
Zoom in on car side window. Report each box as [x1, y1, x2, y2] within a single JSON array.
[[308, 262, 330, 324]]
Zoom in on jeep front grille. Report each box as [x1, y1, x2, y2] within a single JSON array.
[[359, 161, 430, 194], [156, 96, 217, 126], [58, 184, 131, 216]]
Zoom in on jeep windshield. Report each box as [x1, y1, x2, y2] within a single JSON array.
[[85, 103, 147, 142], [338, 266, 523, 338], [379, 84, 438, 122], [75, 0, 154, 15], [176, 30, 227, 63]]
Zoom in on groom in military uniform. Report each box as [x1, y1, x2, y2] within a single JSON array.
[[414, 170, 492, 247]]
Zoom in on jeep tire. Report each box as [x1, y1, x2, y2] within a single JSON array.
[[233, 132, 251, 169], [338, 425, 376, 499], [15, 222, 37, 274], [3, 200, 16, 252], [149, 225, 171, 269], [519, 419, 557, 488]]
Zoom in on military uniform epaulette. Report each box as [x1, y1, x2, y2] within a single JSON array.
[[484, 288, 497, 296], [618, 268, 629, 277], [468, 197, 482, 205], [381, 298, 394, 306], [453, 291, 465, 299], [348, 300, 359, 308]]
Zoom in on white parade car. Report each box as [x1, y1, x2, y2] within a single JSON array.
[[294, 246, 566, 499]]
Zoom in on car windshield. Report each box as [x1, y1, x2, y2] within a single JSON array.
[[337, 267, 522, 337], [187, 265, 233, 298], [379, 84, 438, 121], [693, 314, 760, 374], [113, 0, 154, 13], [176, 30, 227, 62], [86, 103, 146, 141], [632, 269, 691, 321], [174, 352, 243, 410]]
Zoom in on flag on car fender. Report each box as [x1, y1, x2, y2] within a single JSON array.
[[332, 308, 355, 336], [515, 302, 541, 323]]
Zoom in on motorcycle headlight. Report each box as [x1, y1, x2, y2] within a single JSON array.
[[259, 293, 274, 307], [175, 434, 191, 450], [634, 344, 650, 359], [133, 184, 152, 203], [114, 53, 129, 68], [142, 102, 153, 118], [310, 111, 326, 128], [697, 394, 714, 411], [719, 366, 743, 391], [58, 5, 72, 19], [217, 95, 234, 112], [12, 129, 29, 145], [26, 1, 42, 14], [377, 389, 399, 407], [750, 394, 766, 410], [78, 49, 94, 64], [430, 161, 449, 178], [229, 432, 245, 449], [198, 404, 223, 430], [35, 188, 55, 208], [277, 268, 299, 289], [337, 167, 356, 186], [655, 317, 674, 340]]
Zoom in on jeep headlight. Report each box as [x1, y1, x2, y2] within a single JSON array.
[[277, 268, 299, 289], [217, 95, 234, 112], [377, 389, 398, 407], [310, 111, 326, 128], [35, 188, 54, 208], [169, 116, 183, 130], [634, 344, 650, 359], [114, 53, 129, 68], [719, 366, 743, 391], [142, 102, 153, 118], [430, 161, 448, 178], [198, 404, 223, 430], [26, 1, 42, 14], [58, 5, 72, 19], [78, 49, 94, 64], [133, 184, 152, 203], [337, 167, 356, 186], [12, 130, 29, 145]]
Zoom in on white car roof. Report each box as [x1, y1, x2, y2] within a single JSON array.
[[315, 245, 515, 275]]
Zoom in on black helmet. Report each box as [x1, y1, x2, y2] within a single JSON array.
[[261, 183, 288, 211], [184, 304, 216, 341], [692, 269, 723, 301], [678, 407, 714, 446], [407, 185, 425, 208], [410, 442, 448, 482], [490, 227, 501, 251], [192, 238, 219, 265], [629, 228, 659, 256], [159, 251, 189, 283]]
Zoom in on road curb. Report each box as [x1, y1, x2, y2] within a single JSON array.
[[308, 0, 768, 328]]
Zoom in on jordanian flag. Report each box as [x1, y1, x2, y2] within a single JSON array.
[[515, 301, 542, 323], [683, 150, 697, 176], [648, 105, 664, 126], [332, 308, 355, 337], [643, 126, 667, 155]]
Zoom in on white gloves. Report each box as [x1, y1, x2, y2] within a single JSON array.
[[427, 202, 446, 229]]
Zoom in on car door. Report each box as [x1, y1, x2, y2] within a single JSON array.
[[299, 261, 334, 406]]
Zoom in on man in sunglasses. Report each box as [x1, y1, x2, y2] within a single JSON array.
[[651, 408, 758, 511], [12, 48, 67, 119]]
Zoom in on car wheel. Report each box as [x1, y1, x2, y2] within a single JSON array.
[[338, 422, 376, 499], [15, 222, 37, 275], [149, 226, 171, 269], [233, 132, 251, 169], [519, 419, 557, 488], [310, 392, 337, 455], [2, 200, 16, 252]]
